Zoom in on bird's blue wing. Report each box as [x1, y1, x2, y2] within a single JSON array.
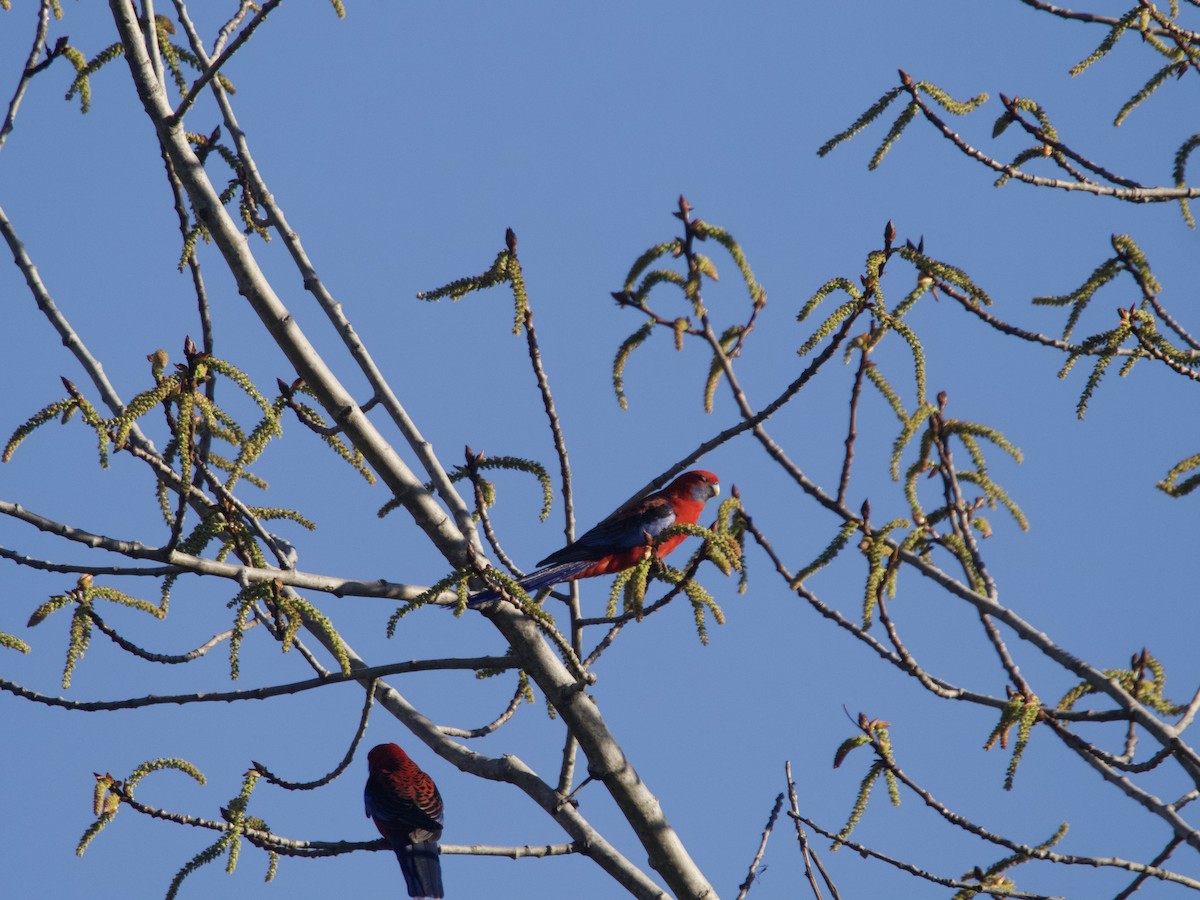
[[537, 497, 676, 566]]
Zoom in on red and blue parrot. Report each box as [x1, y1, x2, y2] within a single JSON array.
[[365, 743, 444, 899], [469, 469, 720, 606]]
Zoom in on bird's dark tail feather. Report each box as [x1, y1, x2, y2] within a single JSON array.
[[396, 840, 443, 899], [465, 560, 595, 608]]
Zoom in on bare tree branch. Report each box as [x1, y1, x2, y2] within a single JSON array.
[[735, 792, 783, 899], [0, 0, 52, 152], [169, 0, 282, 120], [786, 762, 839, 900], [790, 811, 1064, 899], [0, 656, 513, 712], [899, 69, 1200, 202]]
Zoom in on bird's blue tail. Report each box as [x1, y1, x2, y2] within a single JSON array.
[[466, 560, 596, 607], [395, 839, 443, 899]]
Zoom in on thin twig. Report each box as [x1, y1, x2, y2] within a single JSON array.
[[875, 595, 964, 701], [580, 621, 624, 669], [0, 655, 513, 712], [1147, 295, 1200, 353], [212, 1, 256, 55], [785, 761, 838, 900], [518, 273, 577, 572], [0, 0, 53, 153], [1016, 0, 1136, 28], [577, 552, 707, 629], [995, 93, 1144, 189], [438, 676, 529, 739], [739, 507, 999, 707], [739, 505, 1135, 724], [89, 609, 249, 664], [0, 205, 142, 428], [863, 730, 1200, 889], [1138, 0, 1200, 55], [616, 305, 863, 512], [252, 602, 331, 677], [471, 465, 524, 576], [837, 341, 869, 506], [254, 678, 376, 790], [900, 70, 1200, 201], [791, 812, 1063, 899], [1113, 836, 1185, 900], [1041, 716, 1200, 858], [0, 545, 183, 577], [170, 0, 283, 121], [735, 792, 783, 899], [1130, 322, 1200, 382], [939, 279, 1129, 355], [518, 279, 586, 809], [1171, 686, 1200, 738]]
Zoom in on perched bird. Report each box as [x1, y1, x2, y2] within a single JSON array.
[[365, 743, 444, 900], [469, 469, 720, 606]]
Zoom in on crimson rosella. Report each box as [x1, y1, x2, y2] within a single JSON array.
[[365, 743, 444, 899], [469, 469, 720, 606]]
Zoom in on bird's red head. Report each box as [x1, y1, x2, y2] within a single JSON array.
[[368, 743, 412, 772], [667, 470, 720, 504]]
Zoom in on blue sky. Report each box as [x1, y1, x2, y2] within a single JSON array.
[[2, 2, 1197, 898]]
